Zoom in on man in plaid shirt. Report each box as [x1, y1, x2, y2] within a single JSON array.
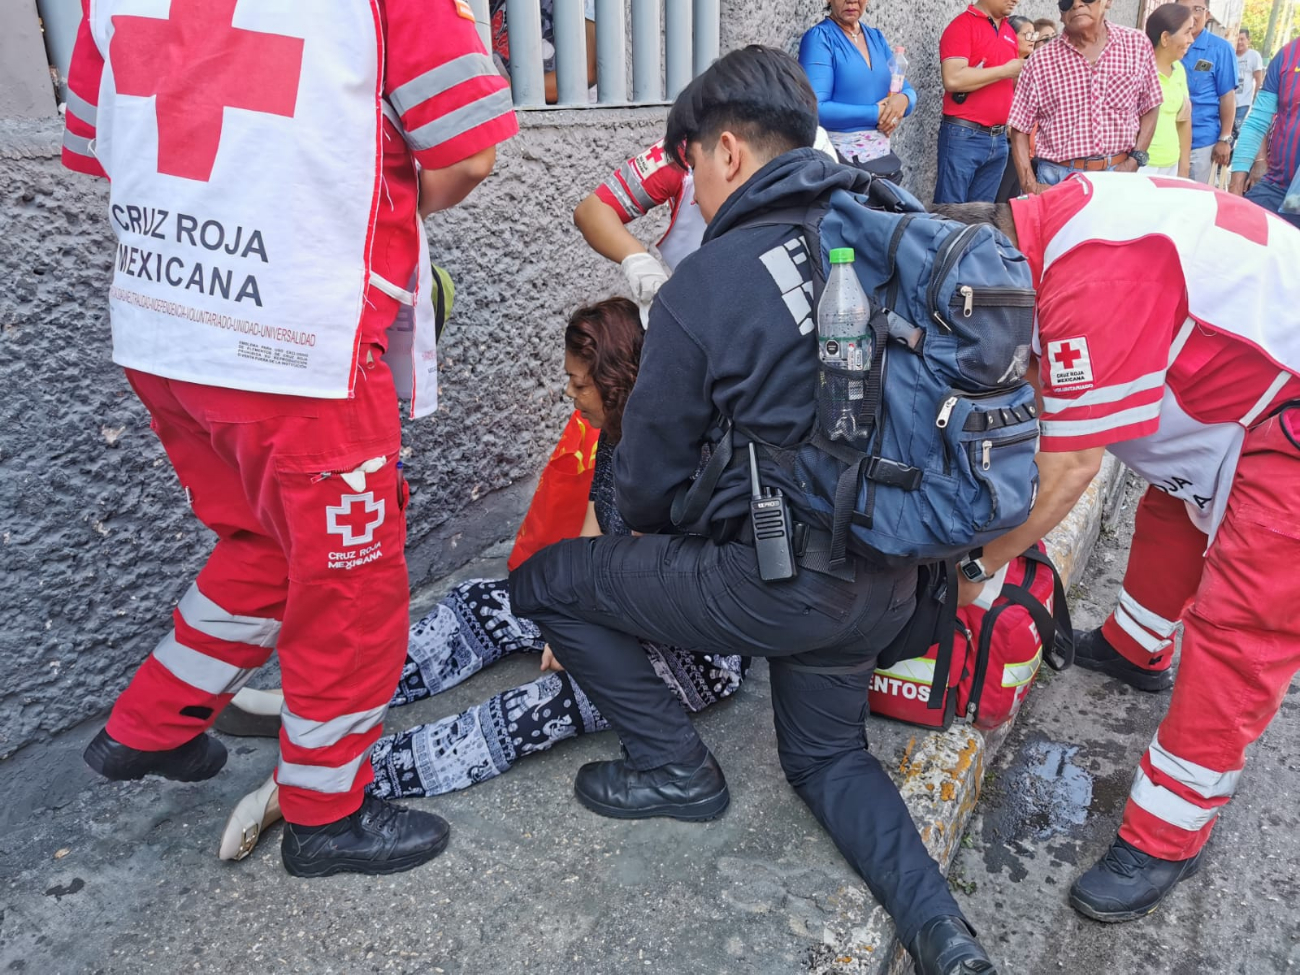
[[1008, 0, 1163, 193]]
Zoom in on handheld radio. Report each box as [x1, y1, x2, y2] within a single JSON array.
[[748, 442, 797, 582]]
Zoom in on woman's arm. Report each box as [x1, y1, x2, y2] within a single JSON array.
[[798, 26, 881, 130], [1176, 115, 1191, 178]]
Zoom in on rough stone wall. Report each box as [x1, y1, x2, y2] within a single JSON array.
[[0, 0, 1141, 755]]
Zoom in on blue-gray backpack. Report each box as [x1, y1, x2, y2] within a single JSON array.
[[674, 178, 1040, 569]]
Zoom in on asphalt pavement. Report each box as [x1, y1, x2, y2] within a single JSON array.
[[952, 475, 1300, 975]]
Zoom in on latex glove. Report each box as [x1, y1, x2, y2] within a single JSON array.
[[621, 252, 669, 328]]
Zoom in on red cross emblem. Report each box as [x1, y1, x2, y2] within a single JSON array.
[[110, 0, 305, 182], [1053, 342, 1082, 370], [1147, 178, 1270, 246], [326, 492, 386, 547], [646, 143, 666, 164]]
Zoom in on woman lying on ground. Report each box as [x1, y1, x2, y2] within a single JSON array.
[[217, 297, 751, 860]]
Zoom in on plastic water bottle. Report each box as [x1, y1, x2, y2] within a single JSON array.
[[888, 46, 909, 94], [817, 247, 873, 441]]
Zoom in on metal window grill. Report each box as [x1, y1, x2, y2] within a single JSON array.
[[32, 0, 720, 113]]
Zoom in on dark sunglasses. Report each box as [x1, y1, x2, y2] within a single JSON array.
[[1057, 0, 1099, 12]]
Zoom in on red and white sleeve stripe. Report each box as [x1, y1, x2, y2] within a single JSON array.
[[62, 0, 107, 178], [382, 0, 518, 171]]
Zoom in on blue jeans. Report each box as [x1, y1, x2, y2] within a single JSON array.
[[934, 120, 1009, 203], [1035, 158, 1127, 187], [1245, 177, 1300, 230]]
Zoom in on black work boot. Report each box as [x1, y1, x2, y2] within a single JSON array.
[[573, 750, 730, 822], [910, 915, 998, 975], [1069, 836, 1203, 922], [281, 794, 450, 878], [83, 727, 227, 783], [1073, 627, 1173, 692]]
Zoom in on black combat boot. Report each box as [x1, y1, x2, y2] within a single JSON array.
[[910, 916, 998, 975], [83, 727, 227, 782], [573, 750, 730, 821], [1073, 627, 1173, 692], [281, 794, 450, 878], [1069, 836, 1203, 922]]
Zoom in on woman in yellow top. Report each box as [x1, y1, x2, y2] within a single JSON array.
[[1143, 4, 1195, 177]]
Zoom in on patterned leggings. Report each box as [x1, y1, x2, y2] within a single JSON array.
[[367, 579, 749, 799]]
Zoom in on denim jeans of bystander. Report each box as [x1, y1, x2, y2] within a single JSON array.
[[934, 122, 1009, 203]]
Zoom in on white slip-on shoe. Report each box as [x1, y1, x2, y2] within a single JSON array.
[[218, 774, 283, 861], [214, 687, 284, 738]]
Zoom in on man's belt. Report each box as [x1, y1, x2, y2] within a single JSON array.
[[1061, 152, 1130, 171], [942, 115, 1007, 137]]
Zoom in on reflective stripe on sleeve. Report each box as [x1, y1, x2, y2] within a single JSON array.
[[389, 53, 500, 118], [601, 176, 642, 218], [277, 751, 371, 794], [1039, 401, 1162, 439], [615, 161, 657, 212], [1040, 369, 1166, 414], [62, 129, 95, 158], [405, 87, 514, 153], [178, 583, 281, 648], [1129, 767, 1221, 832], [64, 88, 98, 125], [281, 703, 389, 750], [1147, 735, 1242, 800], [151, 632, 258, 696]]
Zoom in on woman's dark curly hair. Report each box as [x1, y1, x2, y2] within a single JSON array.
[[564, 297, 643, 444]]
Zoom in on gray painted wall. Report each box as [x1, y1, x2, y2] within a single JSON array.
[[1, 1, 58, 119], [0, 0, 1140, 757]]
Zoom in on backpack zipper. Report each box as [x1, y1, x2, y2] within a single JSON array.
[[978, 429, 1039, 470], [928, 224, 983, 331], [952, 286, 1038, 318]]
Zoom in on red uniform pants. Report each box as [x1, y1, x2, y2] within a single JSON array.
[[1107, 409, 1300, 859], [106, 351, 409, 825]]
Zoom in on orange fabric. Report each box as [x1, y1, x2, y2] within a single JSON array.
[[507, 411, 602, 570]]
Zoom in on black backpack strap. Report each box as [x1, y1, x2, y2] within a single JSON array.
[[999, 547, 1075, 671], [670, 420, 735, 529], [927, 561, 961, 710]]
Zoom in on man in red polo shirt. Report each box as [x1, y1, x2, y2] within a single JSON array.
[[935, 173, 1300, 921], [61, 0, 517, 878], [935, 0, 1025, 202]]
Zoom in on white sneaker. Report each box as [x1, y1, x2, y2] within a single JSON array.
[[218, 774, 283, 861], [214, 687, 284, 738]]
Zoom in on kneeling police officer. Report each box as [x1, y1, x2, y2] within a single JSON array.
[[510, 45, 997, 975]]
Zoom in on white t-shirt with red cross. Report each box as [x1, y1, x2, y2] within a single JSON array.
[[593, 140, 705, 271], [1010, 173, 1300, 537]]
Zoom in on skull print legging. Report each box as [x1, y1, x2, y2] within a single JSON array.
[[366, 579, 749, 799]]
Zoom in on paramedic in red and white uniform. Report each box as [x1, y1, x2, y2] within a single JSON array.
[[936, 173, 1300, 922], [573, 130, 836, 324], [61, 0, 517, 878]]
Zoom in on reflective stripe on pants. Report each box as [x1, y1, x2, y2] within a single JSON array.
[[1101, 486, 1206, 671], [1120, 409, 1300, 859], [105, 359, 408, 826]]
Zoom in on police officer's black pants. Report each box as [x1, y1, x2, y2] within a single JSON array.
[[509, 532, 964, 947]]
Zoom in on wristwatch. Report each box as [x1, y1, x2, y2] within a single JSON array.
[[1217, 136, 1233, 145], [1129, 148, 1149, 167], [959, 554, 993, 584]]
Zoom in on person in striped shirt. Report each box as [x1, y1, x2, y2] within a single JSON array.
[[1229, 36, 1300, 229], [936, 171, 1300, 923]]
